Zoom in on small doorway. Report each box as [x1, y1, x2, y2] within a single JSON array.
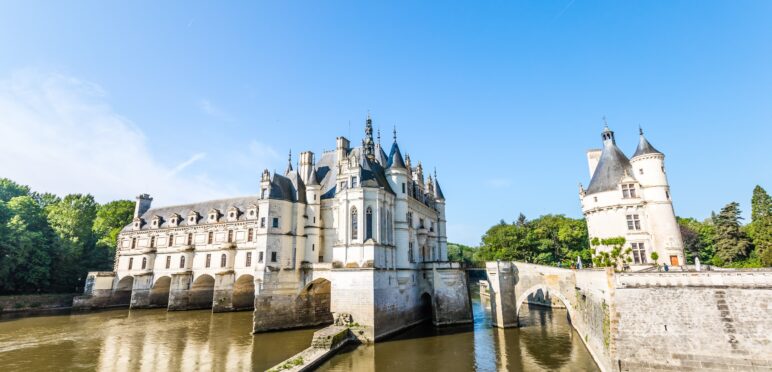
[[670, 256, 679, 266]]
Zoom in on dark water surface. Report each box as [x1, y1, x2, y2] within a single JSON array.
[[0, 289, 598, 371]]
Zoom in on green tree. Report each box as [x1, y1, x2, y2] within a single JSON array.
[[712, 202, 752, 264], [93, 200, 135, 269], [749, 186, 772, 266], [2, 196, 57, 293], [0, 178, 30, 202], [46, 194, 100, 292], [447, 242, 482, 267], [590, 237, 631, 270], [678, 217, 716, 264]]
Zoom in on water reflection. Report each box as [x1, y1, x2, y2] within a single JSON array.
[[0, 288, 598, 371], [318, 288, 599, 372]]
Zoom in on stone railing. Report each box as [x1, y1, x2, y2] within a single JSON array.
[[615, 270, 772, 288]]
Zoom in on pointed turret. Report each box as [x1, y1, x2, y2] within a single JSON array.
[[632, 126, 663, 158], [434, 170, 445, 200], [285, 149, 294, 176], [386, 127, 406, 169]]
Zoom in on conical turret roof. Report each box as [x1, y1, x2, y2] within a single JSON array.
[[632, 129, 662, 158], [586, 128, 633, 195], [387, 142, 406, 169]]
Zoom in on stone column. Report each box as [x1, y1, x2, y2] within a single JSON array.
[[431, 263, 473, 326], [487, 261, 518, 328], [213, 271, 235, 313], [168, 272, 193, 311], [130, 273, 154, 309]]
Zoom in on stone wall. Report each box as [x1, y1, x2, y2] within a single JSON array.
[[0, 293, 76, 313], [613, 271, 772, 371]]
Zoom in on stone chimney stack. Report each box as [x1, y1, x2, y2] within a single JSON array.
[[134, 194, 153, 218], [299, 151, 315, 183], [336, 136, 350, 165]]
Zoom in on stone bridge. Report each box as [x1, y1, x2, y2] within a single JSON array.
[[485, 261, 772, 372]]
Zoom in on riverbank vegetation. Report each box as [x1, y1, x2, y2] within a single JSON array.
[[0, 178, 133, 295]]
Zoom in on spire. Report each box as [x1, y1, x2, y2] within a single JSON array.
[[434, 169, 445, 200], [632, 126, 663, 158], [363, 113, 375, 161], [601, 117, 615, 145], [285, 149, 293, 175], [393, 126, 397, 142], [377, 128, 381, 146]]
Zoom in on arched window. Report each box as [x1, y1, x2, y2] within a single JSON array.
[[227, 230, 234, 243], [168, 234, 174, 247], [187, 233, 193, 246], [180, 256, 186, 268], [220, 254, 227, 268], [128, 257, 134, 270], [351, 207, 358, 240], [366, 207, 373, 241], [141, 257, 147, 269]]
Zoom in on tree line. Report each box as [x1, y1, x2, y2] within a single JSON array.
[[0, 178, 134, 294], [451, 185, 772, 269]]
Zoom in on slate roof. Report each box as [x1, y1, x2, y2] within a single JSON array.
[[387, 142, 406, 169], [123, 196, 260, 232], [632, 133, 662, 158], [585, 138, 634, 195], [435, 179, 445, 200]]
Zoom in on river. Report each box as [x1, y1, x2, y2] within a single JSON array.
[[0, 288, 598, 371]]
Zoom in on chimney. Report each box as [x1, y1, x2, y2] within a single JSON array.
[[134, 194, 153, 218], [299, 151, 315, 183], [336, 136, 350, 164], [586, 149, 602, 177]]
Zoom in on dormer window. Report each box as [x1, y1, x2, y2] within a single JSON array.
[[151, 216, 162, 229], [228, 207, 240, 221], [622, 184, 637, 199], [133, 217, 143, 230], [247, 204, 258, 220], [208, 209, 220, 223], [169, 214, 180, 227], [187, 211, 199, 225]]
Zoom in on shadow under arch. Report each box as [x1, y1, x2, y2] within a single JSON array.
[[112, 275, 134, 306], [419, 292, 434, 324], [298, 278, 333, 325], [232, 274, 255, 311], [149, 276, 171, 308], [515, 285, 576, 370], [515, 285, 574, 326], [190, 274, 215, 310]]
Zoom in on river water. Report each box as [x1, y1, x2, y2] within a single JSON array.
[[0, 288, 598, 371]]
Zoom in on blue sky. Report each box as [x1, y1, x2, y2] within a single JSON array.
[[1, 1, 771, 245]]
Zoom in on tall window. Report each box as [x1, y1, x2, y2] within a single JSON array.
[[387, 211, 393, 243], [165, 256, 171, 269], [631, 243, 647, 264], [220, 254, 227, 267], [272, 218, 279, 228], [128, 257, 134, 270], [351, 207, 358, 240], [271, 252, 277, 262], [141, 257, 147, 269], [246, 252, 252, 267], [260, 217, 266, 228], [187, 233, 193, 246], [622, 184, 637, 198], [131, 238, 137, 249], [227, 230, 234, 243], [206, 254, 211, 268], [626, 214, 641, 231], [365, 207, 373, 241], [180, 256, 185, 269], [402, 183, 406, 193], [351, 176, 358, 188], [258, 252, 264, 263], [208, 231, 213, 244], [408, 242, 414, 263], [168, 234, 174, 247], [150, 236, 155, 248], [248, 228, 254, 242]]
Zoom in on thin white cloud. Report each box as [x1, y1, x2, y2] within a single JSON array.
[[485, 178, 512, 189], [198, 98, 232, 122], [0, 69, 235, 206]]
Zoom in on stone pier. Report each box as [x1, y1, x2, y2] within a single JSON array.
[[213, 272, 235, 312], [129, 273, 153, 309], [167, 273, 194, 311]]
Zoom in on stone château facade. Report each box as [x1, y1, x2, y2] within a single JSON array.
[[579, 124, 685, 268], [76, 115, 472, 340]]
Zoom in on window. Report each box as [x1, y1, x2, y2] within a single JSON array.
[[351, 207, 358, 240], [271, 252, 277, 262], [340, 181, 347, 190], [189, 216, 195, 223], [408, 242, 414, 263], [187, 233, 193, 246], [272, 218, 279, 228], [180, 256, 185, 268], [141, 257, 147, 270], [402, 183, 406, 193], [206, 254, 211, 268], [128, 257, 134, 270], [246, 252, 252, 267], [622, 184, 637, 199], [150, 236, 155, 248], [229, 212, 235, 219], [639, 168, 644, 175], [312, 244, 315, 251], [365, 207, 373, 241], [153, 220, 158, 227], [407, 212, 413, 227], [261, 188, 268, 198], [661, 166, 665, 173], [168, 234, 174, 247], [666, 191, 670, 199], [631, 243, 647, 264], [248, 228, 254, 242], [220, 254, 227, 268], [258, 252, 264, 263], [260, 217, 266, 228], [131, 238, 137, 249], [594, 196, 598, 202], [250, 210, 255, 216], [210, 213, 216, 221], [208, 231, 213, 244], [351, 176, 358, 188], [626, 214, 641, 231], [227, 230, 234, 243], [419, 218, 425, 229], [165, 256, 171, 269], [430, 221, 434, 232]]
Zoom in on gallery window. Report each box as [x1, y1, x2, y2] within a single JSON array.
[[180, 256, 185, 269], [631, 243, 647, 264], [248, 228, 254, 242], [626, 214, 641, 231], [168, 234, 174, 247], [351, 207, 358, 240], [227, 230, 234, 243], [141, 257, 147, 270], [187, 233, 193, 246], [128, 257, 133, 270], [365, 207, 373, 240], [260, 217, 266, 228], [165, 256, 171, 269], [208, 232, 213, 244], [271, 252, 277, 263], [206, 254, 211, 268], [246, 252, 252, 267], [220, 254, 227, 268], [272, 218, 279, 228]]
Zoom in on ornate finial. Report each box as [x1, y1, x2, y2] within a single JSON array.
[[393, 126, 397, 142], [377, 129, 381, 145], [286, 149, 293, 173], [602, 115, 608, 128], [639, 125, 644, 135], [363, 112, 375, 160]]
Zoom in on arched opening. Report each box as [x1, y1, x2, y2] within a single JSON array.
[[232, 274, 255, 310], [351, 207, 358, 240], [419, 292, 434, 323], [189, 274, 215, 310], [149, 276, 171, 308], [515, 286, 573, 324], [516, 286, 575, 370], [300, 278, 333, 325], [112, 276, 134, 305]]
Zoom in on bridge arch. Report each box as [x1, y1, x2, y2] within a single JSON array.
[[112, 275, 134, 306], [232, 274, 255, 310], [190, 274, 215, 309], [149, 276, 171, 308], [515, 284, 575, 325]]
